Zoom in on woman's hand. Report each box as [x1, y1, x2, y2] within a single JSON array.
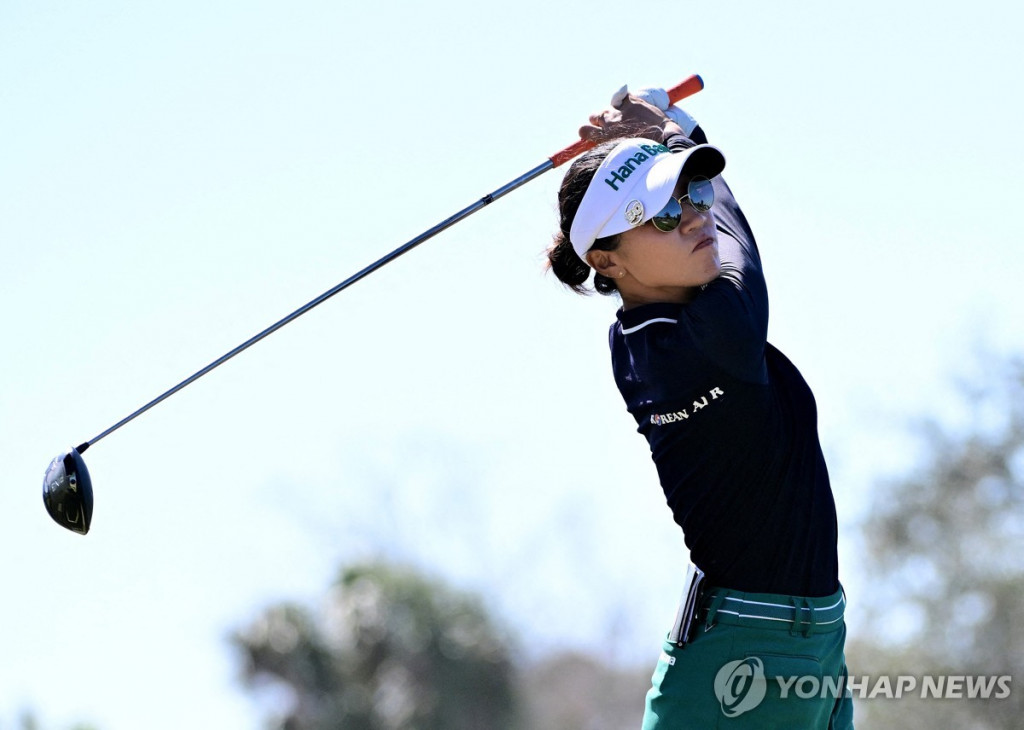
[[578, 93, 684, 143]]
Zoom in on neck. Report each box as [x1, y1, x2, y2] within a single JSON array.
[[620, 285, 702, 310]]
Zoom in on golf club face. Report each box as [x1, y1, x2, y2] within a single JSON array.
[[43, 448, 93, 535]]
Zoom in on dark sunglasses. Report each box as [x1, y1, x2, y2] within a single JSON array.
[[650, 177, 715, 233]]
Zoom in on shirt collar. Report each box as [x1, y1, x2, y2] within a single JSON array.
[[616, 302, 683, 334]]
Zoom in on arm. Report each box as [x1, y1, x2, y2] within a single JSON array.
[[583, 92, 770, 380], [664, 130, 769, 381]]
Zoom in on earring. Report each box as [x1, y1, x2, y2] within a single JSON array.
[[617, 271, 626, 279]]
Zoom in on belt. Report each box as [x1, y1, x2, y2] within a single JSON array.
[[701, 586, 846, 636]]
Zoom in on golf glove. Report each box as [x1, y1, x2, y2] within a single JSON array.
[[611, 85, 699, 137]]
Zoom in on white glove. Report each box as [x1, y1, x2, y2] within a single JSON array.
[[610, 84, 699, 136]]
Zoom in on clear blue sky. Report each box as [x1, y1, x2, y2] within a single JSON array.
[[3, 1, 1022, 728]]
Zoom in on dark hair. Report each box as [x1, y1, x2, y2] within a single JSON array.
[[546, 141, 622, 296]]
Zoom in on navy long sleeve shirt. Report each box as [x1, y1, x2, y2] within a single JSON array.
[[609, 129, 839, 597]]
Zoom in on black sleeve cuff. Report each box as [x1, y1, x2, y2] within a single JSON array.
[[665, 124, 709, 150], [665, 132, 695, 151]]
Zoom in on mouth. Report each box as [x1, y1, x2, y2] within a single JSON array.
[[692, 236, 716, 253]]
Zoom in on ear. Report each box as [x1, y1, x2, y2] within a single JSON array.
[[585, 249, 622, 280]]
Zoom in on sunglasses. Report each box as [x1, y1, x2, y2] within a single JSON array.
[[650, 177, 715, 233]]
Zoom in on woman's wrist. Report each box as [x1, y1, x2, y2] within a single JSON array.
[[660, 121, 685, 142]]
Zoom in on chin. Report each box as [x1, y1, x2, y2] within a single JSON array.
[[700, 263, 722, 286]]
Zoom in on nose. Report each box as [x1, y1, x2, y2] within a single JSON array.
[[680, 208, 710, 235]]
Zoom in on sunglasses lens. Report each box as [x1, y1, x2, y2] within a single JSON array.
[[687, 177, 715, 212], [651, 197, 683, 232]]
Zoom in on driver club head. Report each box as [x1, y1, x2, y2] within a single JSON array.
[[43, 447, 93, 535]]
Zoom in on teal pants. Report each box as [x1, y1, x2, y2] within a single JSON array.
[[642, 586, 854, 729]]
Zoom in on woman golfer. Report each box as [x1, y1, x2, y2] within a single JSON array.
[[548, 92, 853, 729]]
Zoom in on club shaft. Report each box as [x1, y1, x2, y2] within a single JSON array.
[[79, 159, 555, 453], [76, 74, 708, 454]]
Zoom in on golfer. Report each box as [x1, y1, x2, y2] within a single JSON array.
[[547, 91, 853, 729]]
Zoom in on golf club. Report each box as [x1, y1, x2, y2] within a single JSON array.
[[43, 74, 706, 535]]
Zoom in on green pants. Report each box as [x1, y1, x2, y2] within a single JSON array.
[[642, 585, 854, 729]]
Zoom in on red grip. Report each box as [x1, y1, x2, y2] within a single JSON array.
[[547, 74, 704, 168], [667, 74, 704, 104], [550, 139, 592, 168]]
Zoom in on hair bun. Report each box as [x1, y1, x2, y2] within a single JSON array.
[[547, 233, 591, 293]]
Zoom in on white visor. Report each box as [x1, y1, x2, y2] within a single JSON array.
[[568, 138, 726, 262]]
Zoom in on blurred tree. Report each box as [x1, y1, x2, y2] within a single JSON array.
[[232, 560, 520, 730], [847, 358, 1024, 729], [519, 650, 651, 730], [1, 711, 99, 730]]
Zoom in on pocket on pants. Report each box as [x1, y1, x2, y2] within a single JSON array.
[[717, 652, 836, 727], [757, 652, 823, 688]]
